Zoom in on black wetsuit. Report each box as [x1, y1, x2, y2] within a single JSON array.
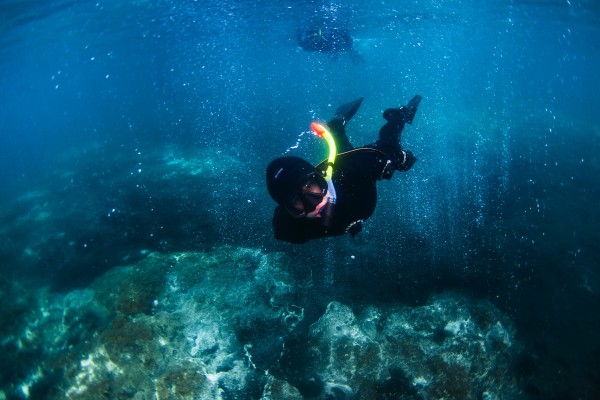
[[272, 117, 413, 244]]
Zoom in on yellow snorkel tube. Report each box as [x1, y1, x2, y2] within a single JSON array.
[[311, 122, 337, 226], [311, 122, 336, 178]]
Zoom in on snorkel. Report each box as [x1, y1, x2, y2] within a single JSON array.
[[310, 122, 337, 227]]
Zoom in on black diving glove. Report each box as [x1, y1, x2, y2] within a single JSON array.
[[404, 95, 422, 124], [346, 220, 363, 237], [383, 94, 422, 125], [398, 150, 417, 171]]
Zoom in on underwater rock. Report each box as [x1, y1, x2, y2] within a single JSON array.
[[261, 375, 304, 399], [0, 247, 301, 399], [304, 293, 519, 399], [307, 301, 387, 398]]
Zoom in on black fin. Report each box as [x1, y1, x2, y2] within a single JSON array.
[[333, 97, 363, 123]]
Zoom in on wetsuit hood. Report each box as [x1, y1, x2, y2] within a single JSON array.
[[266, 156, 325, 206]]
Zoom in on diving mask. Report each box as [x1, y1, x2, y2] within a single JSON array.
[[284, 174, 327, 218]]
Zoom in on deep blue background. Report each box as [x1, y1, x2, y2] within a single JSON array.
[[1, 0, 599, 398]]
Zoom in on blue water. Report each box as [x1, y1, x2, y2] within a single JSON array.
[[1, 0, 599, 398]]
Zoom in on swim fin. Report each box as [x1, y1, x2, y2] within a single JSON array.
[[333, 97, 363, 124]]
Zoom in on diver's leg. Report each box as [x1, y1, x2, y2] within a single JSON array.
[[326, 97, 363, 153]]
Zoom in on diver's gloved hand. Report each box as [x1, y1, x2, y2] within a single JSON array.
[[382, 108, 404, 124], [404, 95, 422, 124], [383, 94, 422, 125], [346, 220, 363, 237], [398, 150, 417, 171]]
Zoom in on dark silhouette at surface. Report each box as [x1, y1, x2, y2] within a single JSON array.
[[296, 16, 363, 62], [297, 27, 353, 53]]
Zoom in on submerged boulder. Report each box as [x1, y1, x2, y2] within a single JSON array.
[[303, 293, 519, 399], [1, 247, 301, 399]]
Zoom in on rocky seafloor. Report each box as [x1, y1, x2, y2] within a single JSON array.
[[1, 246, 521, 399]]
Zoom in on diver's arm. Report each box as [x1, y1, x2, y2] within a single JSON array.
[[373, 95, 421, 173]]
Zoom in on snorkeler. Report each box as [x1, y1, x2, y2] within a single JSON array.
[[296, 19, 363, 63], [266, 95, 422, 244], [297, 26, 353, 53]]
